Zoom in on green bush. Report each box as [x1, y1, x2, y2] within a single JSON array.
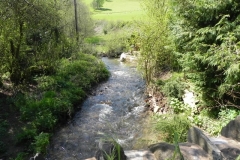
[[33, 133, 50, 154], [218, 108, 240, 128], [84, 36, 101, 44], [14, 152, 28, 160], [191, 109, 222, 135], [13, 53, 109, 156], [17, 127, 37, 144], [169, 98, 189, 114], [192, 107, 240, 136], [33, 112, 57, 132], [35, 76, 57, 91], [105, 35, 128, 57], [161, 76, 186, 100]]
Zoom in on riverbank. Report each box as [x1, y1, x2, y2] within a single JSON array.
[[0, 53, 109, 159]]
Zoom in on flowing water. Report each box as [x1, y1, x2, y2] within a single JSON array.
[[46, 57, 147, 159]]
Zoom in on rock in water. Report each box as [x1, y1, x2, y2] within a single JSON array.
[[95, 139, 127, 160], [120, 53, 127, 62]]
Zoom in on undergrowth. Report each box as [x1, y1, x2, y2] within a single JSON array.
[[151, 71, 240, 145], [152, 114, 191, 143], [10, 53, 110, 158]]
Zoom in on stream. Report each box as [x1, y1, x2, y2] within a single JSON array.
[[46, 57, 147, 159]]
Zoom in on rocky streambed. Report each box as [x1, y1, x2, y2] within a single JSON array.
[[46, 57, 149, 159]]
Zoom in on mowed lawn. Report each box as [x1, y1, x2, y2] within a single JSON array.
[[83, 0, 145, 21]]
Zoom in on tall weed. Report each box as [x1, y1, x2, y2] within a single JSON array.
[[152, 114, 191, 143]]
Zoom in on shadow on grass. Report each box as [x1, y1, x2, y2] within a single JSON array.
[[96, 8, 112, 11]]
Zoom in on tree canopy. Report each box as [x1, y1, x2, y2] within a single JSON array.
[[172, 0, 240, 108], [0, 0, 94, 86]]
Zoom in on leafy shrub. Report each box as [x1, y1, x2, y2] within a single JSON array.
[[33, 133, 50, 154], [105, 35, 128, 57], [84, 36, 101, 44], [191, 109, 222, 135], [36, 76, 57, 91], [173, 0, 240, 108], [218, 108, 240, 128], [14, 152, 28, 160], [13, 53, 109, 157], [161, 76, 186, 99], [169, 98, 189, 114], [192, 108, 240, 136], [33, 112, 57, 132], [17, 127, 37, 144]]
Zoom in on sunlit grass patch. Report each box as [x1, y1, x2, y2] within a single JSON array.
[[93, 10, 145, 21], [83, 0, 146, 21]]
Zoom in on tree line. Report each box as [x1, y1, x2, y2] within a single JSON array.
[[0, 0, 110, 159], [0, 0, 93, 86], [137, 0, 240, 110]]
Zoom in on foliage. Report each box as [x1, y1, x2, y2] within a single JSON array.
[[171, 0, 240, 109], [152, 114, 191, 143], [98, 137, 123, 160], [137, 0, 178, 85], [92, 0, 105, 10], [169, 98, 189, 114], [99, 21, 133, 57], [85, 36, 102, 44], [160, 75, 186, 100], [104, 34, 128, 57], [12, 53, 109, 156], [189, 107, 240, 136], [173, 132, 184, 160], [218, 107, 240, 128], [16, 127, 37, 144], [13, 152, 28, 160], [236, 155, 240, 160], [0, 0, 63, 85], [0, 0, 94, 86], [33, 133, 50, 154]]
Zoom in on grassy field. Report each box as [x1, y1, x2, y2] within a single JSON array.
[[83, 0, 145, 21], [82, 0, 145, 55]]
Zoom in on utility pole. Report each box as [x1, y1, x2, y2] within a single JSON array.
[[74, 0, 79, 41]]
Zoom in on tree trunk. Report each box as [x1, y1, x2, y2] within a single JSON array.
[[74, 0, 79, 41]]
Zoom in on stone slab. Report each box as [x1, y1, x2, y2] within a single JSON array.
[[124, 150, 155, 160]]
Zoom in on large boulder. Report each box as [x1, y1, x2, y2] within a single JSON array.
[[188, 127, 222, 159], [95, 139, 127, 160], [148, 142, 183, 160], [148, 142, 211, 160], [221, 115, 240, 142]]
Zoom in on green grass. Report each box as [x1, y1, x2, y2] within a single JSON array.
[[83, 0, 146, 21]]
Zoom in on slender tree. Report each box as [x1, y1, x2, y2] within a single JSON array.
[[74, 0, 79, 41]]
